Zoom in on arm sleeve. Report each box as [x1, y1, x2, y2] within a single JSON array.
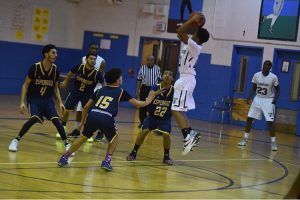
[[27, 64, 36, 79], [120, 89, 133, 102]]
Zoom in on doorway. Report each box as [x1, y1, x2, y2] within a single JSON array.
[[139, 37, 180, 79]]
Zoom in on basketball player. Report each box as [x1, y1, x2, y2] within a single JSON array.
[[171, 12, 210, 155], [127, 70, 174, 165], [261, 0, 284, 34], [58, 53, 105, 145], [58, 68, 158, 171], [8, 44, 70, 152], [238, 60, 280, 151], [62, 43, 106, 142]]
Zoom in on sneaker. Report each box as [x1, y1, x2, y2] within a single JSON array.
[[101, 160, 112, 171], [238, 138, 248, 146], [163, 157, 174, 165], [65, 143, 75, 156], [182, 130, 200, 155], [271, 141, 278, 151], [87, 137, 94, 143], [67, 129, 80, 138], [58, 155, 68, 167], [8, 139, 19, 152], [268, 27, 273, 34], [95, 132, 105, 142], [126, 153, 136, 161], [56, 126, 67, 139]]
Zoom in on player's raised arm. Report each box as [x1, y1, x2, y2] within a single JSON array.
[[177, 12, 205, 44]]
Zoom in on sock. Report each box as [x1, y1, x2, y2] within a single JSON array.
[[18, 117, 40, 138], [244, 132, 249, 139], [164, 148, 170, 158], [271, 137, 276, 143], [131, 144, 141, 155], [105, 154, 112, 162], [62, 121, 67, 126], [16, 136, 21, 141]]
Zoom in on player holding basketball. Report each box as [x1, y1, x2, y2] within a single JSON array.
[[8, 44, 70, 152], [58, 53, 105, 144], [238, 60, 280, 151], [171, 12, 210, 155], [58, 68, 158, 171], [126, 70, 174, 165]]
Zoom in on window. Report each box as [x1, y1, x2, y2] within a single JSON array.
[[237, 57, 248, 94], [291, 62, 300, 101]]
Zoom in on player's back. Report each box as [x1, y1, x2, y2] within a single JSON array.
[[91, 86, 124, 117]]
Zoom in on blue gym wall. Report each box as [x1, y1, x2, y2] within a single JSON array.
[[1, 34, 299, 135]]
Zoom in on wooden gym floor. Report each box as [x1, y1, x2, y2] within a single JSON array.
[[0, 95, 299, 199]]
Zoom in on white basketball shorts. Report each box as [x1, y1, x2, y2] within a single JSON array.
[[171, 74, 196, 112], [248, 96, 275, 122]]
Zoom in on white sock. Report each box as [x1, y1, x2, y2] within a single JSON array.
[[271, 137, 276, 142], [244, 132, 249, 139]]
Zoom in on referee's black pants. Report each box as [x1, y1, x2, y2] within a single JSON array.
[[139, 85, 151, 124]]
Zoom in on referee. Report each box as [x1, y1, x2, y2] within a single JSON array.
[[136, 55, 161, 127]]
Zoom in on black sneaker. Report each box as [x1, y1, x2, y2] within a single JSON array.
[[95, 131, 105, 142], [67, 129, 80, 138]]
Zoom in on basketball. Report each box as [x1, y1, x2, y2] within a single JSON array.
[[189, 12, 206, 28]]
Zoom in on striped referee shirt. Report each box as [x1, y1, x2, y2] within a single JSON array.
[[137, 65, 161, 86]]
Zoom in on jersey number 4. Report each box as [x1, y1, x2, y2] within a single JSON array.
[[95, 96, 113, 109], [40, 86, 47, 96]]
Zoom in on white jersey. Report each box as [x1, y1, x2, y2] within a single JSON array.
[[82, 55, 104, 71], [178, 38, 202, 76], [252, 72, 279, 98]]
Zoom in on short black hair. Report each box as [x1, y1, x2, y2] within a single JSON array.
[[197, 28, 210, 44], [264, 60, 272, 67], [104, 68, 122, 84], [42, 44, 56, 58], [85, 53, 97, 59]]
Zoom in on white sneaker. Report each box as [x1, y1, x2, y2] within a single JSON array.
[[182, 130, 200, 155], [56, 126, 67, 139], [238, 138, 248, 146], [65, 143, 75, 157], [8, 139, 19, 152], [271, 141, 278, 151]]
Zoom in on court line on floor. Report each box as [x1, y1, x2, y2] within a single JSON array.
[[0, 158, 267, 165]]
